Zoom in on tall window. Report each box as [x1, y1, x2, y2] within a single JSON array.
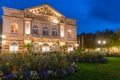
[[52, 28, 57, 36], [68, 45, 73, 53], [68, 30, 72, 38], [60, 26, 64, 37], [10, 42, 18, 53], [42, 43, 50, 52], [43, 27, 49, 36], [33, 43, 39, 53], [11, 23, 18, 34], [32, 25, 39, 35], [25, 21, 31, 35]]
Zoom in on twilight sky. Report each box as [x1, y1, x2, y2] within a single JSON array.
[[0, 0, 120, 34]]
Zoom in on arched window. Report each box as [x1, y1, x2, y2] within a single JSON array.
[[68, 30, 72, 38], [32, 25, 39, 35], [9, 42, 18, 53], [52, 28, 57, 36], [33, 43, 39, 53], [52, 44, 58, 52], [11, 23, 18, 34], [68, 45, 73, 53], [43, 27, 49, 36], [42, 43, 50, 52]]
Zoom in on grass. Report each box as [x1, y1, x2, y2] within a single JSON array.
[[55, 57, 120, 80]]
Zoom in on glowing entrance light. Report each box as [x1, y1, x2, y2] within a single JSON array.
[[60, 42, 65, 46], [52, 19, 59, 23], [10, 42, 18, 53], [2, 35, 6, 39], [25, 40, 31, 44], [68, 45, 73, 53], [42, 44, 50, 52]]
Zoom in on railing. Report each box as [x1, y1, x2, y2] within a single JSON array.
[[32, 34, 60, 39], [66, 38, 77, 41], [5, 33, 23, 37]]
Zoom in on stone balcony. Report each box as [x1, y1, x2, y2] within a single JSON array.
[[32, 34, 60, 39], [5, 33, 23, 37], [66, 38, 77, 41]]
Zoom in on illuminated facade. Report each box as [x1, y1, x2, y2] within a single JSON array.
[[2, 4, 77, 53]]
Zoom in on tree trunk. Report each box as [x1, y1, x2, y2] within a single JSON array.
[[118, 47, 119, 53], [107, 47, 109, 54]]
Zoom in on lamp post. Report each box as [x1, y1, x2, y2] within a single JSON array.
[[97, 40, 106, 52]]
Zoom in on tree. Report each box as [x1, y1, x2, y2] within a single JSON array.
[[84, 33, 96, 50], [110, 29, 120, 53], [23, 43, 33, 54], [109, 28, 120, 53], [60, 45, 67, 54], [103, 29, 113, 53]]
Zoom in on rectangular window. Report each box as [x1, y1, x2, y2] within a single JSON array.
[[25, 21, 31, 34], [60, 26, 64, 37]]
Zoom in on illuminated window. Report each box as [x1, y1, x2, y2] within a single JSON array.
[[52, 28, 57, 36], [42, 43, 50, 52], [11, 23, 18, 34], [60, 26, 64, 37], [33, 43, 39, 53], [32, 25, 39, 35], [43, 27, 49, 36], [68, 45, 73, 53], [68, 30, 72, 38], [25, 21, 31, 34], [10, 42, 18, 53]]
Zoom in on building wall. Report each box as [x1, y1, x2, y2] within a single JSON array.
[[2, 4, 77, 53]]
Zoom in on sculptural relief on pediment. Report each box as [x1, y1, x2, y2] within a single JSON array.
[[27, 5, 62, 18]]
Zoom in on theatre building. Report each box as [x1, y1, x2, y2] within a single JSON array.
[[1, 4, 77, 53]]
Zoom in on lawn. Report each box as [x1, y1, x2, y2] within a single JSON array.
[[55, 57, 120, 80]]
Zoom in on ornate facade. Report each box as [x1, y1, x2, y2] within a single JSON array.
[[2, 4, 77, 53]]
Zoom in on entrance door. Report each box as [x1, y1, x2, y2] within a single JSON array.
[[42, 44, 50, 52], [10, 42, 18, 53], [68, 45, 73, 53]]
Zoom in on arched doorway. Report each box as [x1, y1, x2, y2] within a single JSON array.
[[68, 45, 73, 53], [33, 43, 39, 53], [42, 43, 50, 52], [9, 42, 18, 53], [52, 44, 58, 52]]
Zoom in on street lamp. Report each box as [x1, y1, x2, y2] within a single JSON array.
[[97, 40, 106, 52]]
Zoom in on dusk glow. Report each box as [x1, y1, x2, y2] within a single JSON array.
[[0, 0, 120, 34]]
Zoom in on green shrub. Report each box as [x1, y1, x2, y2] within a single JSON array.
[[67, 51, 107, 63], [0, 53, 78, 80]]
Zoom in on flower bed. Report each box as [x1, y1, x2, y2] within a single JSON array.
[[67, 51, 107, 63], [0, 53, 78, 80]]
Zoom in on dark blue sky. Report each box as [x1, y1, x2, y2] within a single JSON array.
[[0, 0, 120, 34]]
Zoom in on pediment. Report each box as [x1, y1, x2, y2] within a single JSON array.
[[25, 4, 64, 17]]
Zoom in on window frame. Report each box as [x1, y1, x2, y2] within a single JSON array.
[[32, 25, 39, 35], [43, 27, 49, 36], [11, 23, 18, 34]]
